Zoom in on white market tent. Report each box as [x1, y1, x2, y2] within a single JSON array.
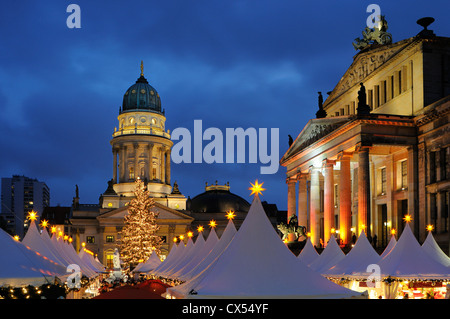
[[297, 237, 319, 267], [308, 234, 345, 274], [422, 231, 450, 267], [171, 228, 219, 280], [167, 195, 364, 299], [380, 234, 397, 258], [22, 221, 66, 267], [0, 227, 67, 287], [354, 223, 450, 281], [79, 249, 105, 273], [178, 219, 237, 282], [133, 252, 162, 273], [161, 235, 200, 278], [323, 230, 381, 277], [151, 241, 182, 276], [154, 238, 192, 278]]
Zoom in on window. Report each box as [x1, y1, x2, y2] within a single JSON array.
[[334, 184, 339, 207], [430, 151, 436, 184], [398, 70, 402, 94], [129, 166, 135, 180], [106, 235, 115, 243], [401, 160, 408, 190], [381, 168, 387, 195], [106, 253, 114, 269], [87, 236, 95, 244], [381, 80, 387, 104], [440, 148, 447, 180]]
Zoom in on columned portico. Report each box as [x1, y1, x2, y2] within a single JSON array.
[[323, 159, 335, 245], [338, 152, 352, 245], [309, 166, 321, 247], [357, 145, 372, 238]]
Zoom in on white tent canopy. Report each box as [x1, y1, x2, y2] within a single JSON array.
[[161, 235, 200, 278], [354, 223, 450, 280], [0, 227, 67, 287], [324, 230, 381, 277], [171, 228, 219, 280], [79, 249, 105, 272], [297, 237, 319, 267], [178, 219, 237, 282], [22, 221, 66, 267], [133, 252, 162, 273], [152, 241, 182, 276], [422, 231, 450, 267], [380, 235, 397, 258], [167, 195, 363, 299], [308, 234, 345, 274]]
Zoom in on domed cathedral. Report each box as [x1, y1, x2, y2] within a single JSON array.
[[70, 62, 193, 266], [103, 61, 186, 209]]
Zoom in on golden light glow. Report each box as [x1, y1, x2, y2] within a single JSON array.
[[27, 211, 37, 222], [173, 237, 178, 243], [283, 238, 288, 244], [331, 228, 335, 234], [39, 220, 48, 228], [361, 224, 366, 230], [58, 231, 63, 238], [187, 231, 193, 238], [226, 210, 236, 220], [84, 248, 94, 256], [51, 226, 57, 234], [179, 235, 185, 240], [403, 214, 412, 223], [306, 232, 311, 238], [391, 229, 396, 235], [13, 235, 20, 241], [63, 235, 69, 241], [209, 220, 217, 228], [68, 237, 73, 243], [426, 224, 434, 232], [81, 242, 86, 247], [197, 225, 204, 233], [249, 180, 266, 196]]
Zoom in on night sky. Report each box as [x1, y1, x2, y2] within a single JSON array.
[[0, 1, 448, 211]]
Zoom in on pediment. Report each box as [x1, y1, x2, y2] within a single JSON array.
[[97, 201, 194, 221], [324, 39, 413, 107], [282, 117, 351, 161]]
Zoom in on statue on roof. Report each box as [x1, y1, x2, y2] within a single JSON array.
[[353, 15, 392, 51]]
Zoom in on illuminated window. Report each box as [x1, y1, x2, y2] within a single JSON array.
[[129, 166, 135, 180], [86, 236, 95, 244], [106, 235, 114, 243], [401, 160, 408, 189], [106, 253, 114, 269], [381, 168, 387, 195]]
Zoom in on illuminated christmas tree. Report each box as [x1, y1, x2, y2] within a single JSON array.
[[119, 178, 163, 269]]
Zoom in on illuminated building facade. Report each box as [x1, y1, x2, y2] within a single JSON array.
[[281, 20, 450, 251]]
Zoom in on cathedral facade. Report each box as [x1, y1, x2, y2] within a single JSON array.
[[281, 19, 450, 252]]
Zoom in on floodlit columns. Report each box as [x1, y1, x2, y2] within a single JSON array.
[[338, 151, 352, 245], [297, 172, 308, 228], [323, 159, 335, 245], [112, 148, 118, 183], [309, 166, 321, 247], [287, 177, 297, 221], [357, 145, 372, 237], [147, 143, 154, 180]]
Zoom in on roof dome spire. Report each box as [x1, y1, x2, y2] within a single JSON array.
[[140, 60, 144, 77]]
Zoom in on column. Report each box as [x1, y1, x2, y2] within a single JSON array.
[[148, 143, 154, 180], [166, 149, 171, 185], [287, 177, 296, 221], [112, 148, 118, 183], [134, 143, 139, 180], [338, 152, 352, 245], [297, 173, 308, 228], [357, 145, 371, 237], [323, 159, 335, 246], [309, 166, 321, 247], [161, 147, 166, 184]]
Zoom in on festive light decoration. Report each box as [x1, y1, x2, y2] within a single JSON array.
[[187, 231, 194, 238], [391, 229, 396, 235], [39, 219, 49, 228], [51, 226, 57, 234], [27, 211, 37, 221], [209, 220, 217, 228], [173, 237, 178, 243], [307, 232, 311, 237], [58, 231, 63, 238], [63, 235, 69, 241], [13, 235, 20, 241], [426, 224, 434, 232], [179, 235, 185, 240], [249, 180, 266, 196], [197, 225, 204, 232], [118, 178, 163, 268], [331, 228, 336, 234], [81, 242, 86, 247], [226, 210, 236, 220], [403, 214, 412, 223]]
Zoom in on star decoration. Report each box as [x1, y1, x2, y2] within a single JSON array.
[[28, 211, 37, 221], [40, 219, 49, 228], [197, 225, 204, 233], [226, 210, 236, 220], [209, 220, 217, 228], [391, 229, 396, 235], [51, 226, 57, 234], [249, 180, 266, 196], [187, 231, 193, 238], [403, 214, 412, 223], [426, 224, 434, 232]]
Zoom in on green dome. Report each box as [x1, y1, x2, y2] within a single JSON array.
[[121, 74, 162, 114]]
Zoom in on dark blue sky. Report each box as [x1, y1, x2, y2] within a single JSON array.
[[0, 1, 448, 210]]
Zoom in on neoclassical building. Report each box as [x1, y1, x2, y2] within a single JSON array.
[[70, 64, 192, 266], [281, 19, 450, 251]]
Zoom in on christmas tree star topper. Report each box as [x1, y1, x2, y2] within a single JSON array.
[[249, 180, 266, 197]]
